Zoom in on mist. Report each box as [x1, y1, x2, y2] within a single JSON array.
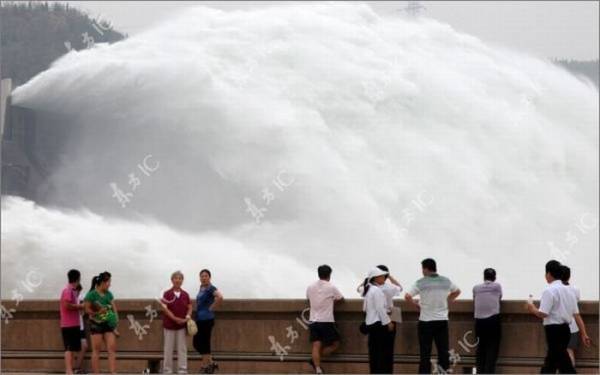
[[3, 3, 598, 299]]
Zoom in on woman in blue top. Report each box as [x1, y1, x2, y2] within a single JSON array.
[[193, 269, 223, 374]]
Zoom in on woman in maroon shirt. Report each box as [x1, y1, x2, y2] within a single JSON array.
[[160, 271, 192, 374]]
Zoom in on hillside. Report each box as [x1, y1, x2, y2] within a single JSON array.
[[0, 1, 125, 86], [554, 59, 600, 87]]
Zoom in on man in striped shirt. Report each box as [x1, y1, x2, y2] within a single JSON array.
[[405, 258, 460, 374]]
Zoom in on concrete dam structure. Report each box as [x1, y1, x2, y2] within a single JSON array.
[[1, 79, 72, 202], [1, 299, 598, 373]]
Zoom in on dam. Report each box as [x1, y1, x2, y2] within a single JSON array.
[[0, 3, 598, 373]]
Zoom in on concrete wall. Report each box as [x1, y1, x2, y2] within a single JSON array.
[[0, 79, 11, 136], [1, 103, 76, 199], [1, 299, 598, 373]]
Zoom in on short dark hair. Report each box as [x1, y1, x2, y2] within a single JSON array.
[[545, 260, 562, 279], [421, 258, 437, 272], [483, 268, 496, 281], [318, 265, 332, 280], [200, 269, 212, 278], [560, 265, 571, 283], [67, 269, 80, 283]]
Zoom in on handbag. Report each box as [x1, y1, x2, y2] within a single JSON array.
[[359, 321, 368, 335], [186, 319, 198, 336]]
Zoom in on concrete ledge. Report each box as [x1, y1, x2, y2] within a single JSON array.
[[3, 350, 600, 367], [1, 299, 598, 373]]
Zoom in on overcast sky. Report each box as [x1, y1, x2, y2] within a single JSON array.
[[62, 1, 599, 60]]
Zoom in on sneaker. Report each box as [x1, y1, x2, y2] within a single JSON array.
[[315, 366, 324, 374]]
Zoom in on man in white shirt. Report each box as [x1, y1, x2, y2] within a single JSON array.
[[526, 260, 581, 374], [405, 258, 460, 374], [306, 265, 344, 374], [560, 265, 591, 369]]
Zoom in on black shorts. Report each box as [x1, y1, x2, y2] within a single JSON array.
[[309, 322, 340, 345], [568, 332, 580, 349], [89, 320, 114, 335], [62, 327, 82, 351]]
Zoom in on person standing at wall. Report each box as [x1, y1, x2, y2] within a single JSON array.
[[306, 264, 345, 374], [472, 268, 502, 374], [357, 264, 403, 370], [362, 267, 395, 374], [84, 271, 118, 374], [73, 283, 89, 374], [161, 271, 192, 374], [405, 258, 461, 374], [526, 260, 579, 374], [60, 269, 84, 375], [559, 265, 592, 369], [193, 269, 223, 374]]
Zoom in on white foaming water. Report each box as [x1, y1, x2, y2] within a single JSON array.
[[3, 3, 598, 299]]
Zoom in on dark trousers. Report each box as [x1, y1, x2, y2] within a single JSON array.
[[367, 322, 394, 374], [417, 320, 449, 374], [475, 314, 501, 374], [383, 325, 396, 373], [541, 324, 576, 374], [193, 319, 215, 355]]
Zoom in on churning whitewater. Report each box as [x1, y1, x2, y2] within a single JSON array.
[[2, 3, 598, 299]]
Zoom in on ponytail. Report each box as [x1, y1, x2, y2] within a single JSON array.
[[90, 271, 112, 291], [361, 277, 370, 297], [89, 276, 99, 292]]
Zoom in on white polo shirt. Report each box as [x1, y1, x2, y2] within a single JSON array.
[[306, 279, 343, 322], [538, 280, 579, 326]]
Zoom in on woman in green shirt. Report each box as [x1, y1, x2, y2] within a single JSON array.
[[84, 272, 118, 374]]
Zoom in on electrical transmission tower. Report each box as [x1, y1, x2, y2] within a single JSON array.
[[402, 1, 426, 17]]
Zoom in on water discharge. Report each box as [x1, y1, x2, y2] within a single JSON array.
[[2, 3, 598, 299]]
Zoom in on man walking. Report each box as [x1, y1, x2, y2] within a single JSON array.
[[473, 268, 502, 374], [560, 265, 592, 369], [526, 260, 578, 374], [306, 265, 344, 374], [405, 258, 460, 374]]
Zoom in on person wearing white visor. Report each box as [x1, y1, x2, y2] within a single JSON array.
[[361, 267, 396, 374], [357, 265, 403, 372]]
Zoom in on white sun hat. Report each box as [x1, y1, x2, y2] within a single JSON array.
[[367, 267, 389, 280]]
